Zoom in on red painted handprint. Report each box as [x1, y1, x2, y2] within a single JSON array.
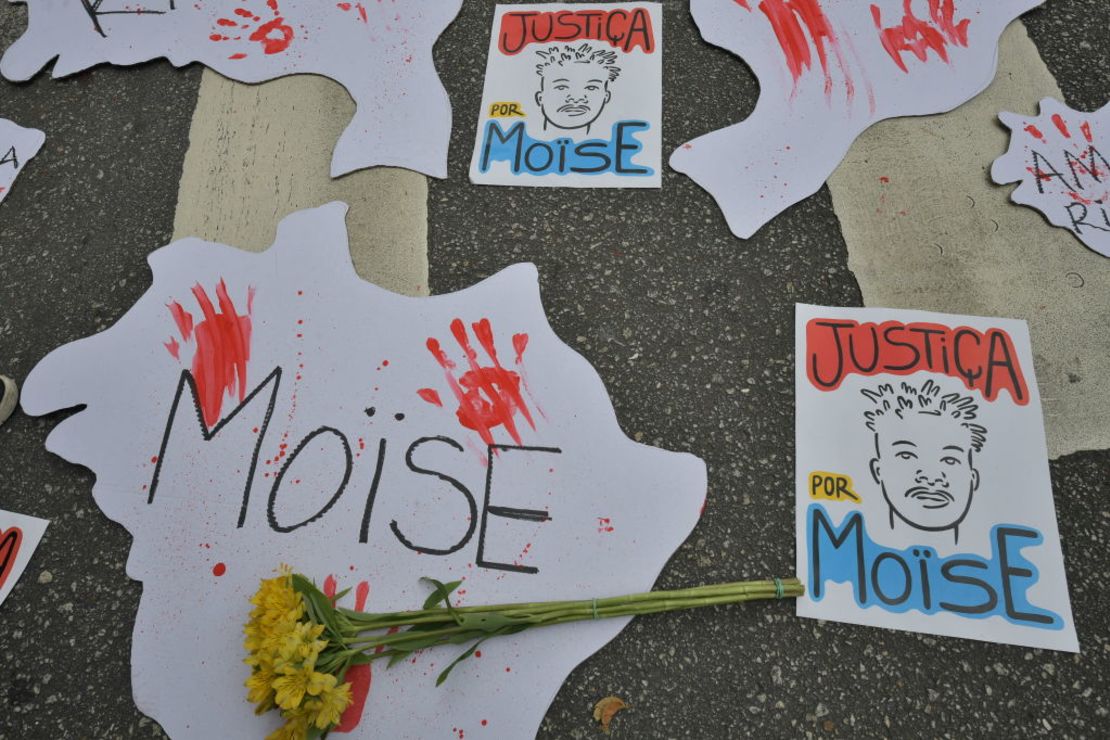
[[163, 280, 255, 429], [321, 575, 380, 733], [210, 0, 294, 60], [418, 318, 536, 447], [872, 0, 971, 72]]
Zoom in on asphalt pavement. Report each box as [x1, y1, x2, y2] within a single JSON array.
[[1, 1, 1108, 738]]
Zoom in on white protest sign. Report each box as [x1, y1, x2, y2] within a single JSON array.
[[794, 304, 1077, 652], [0, 509, 48, 608], [469, 3, 662, 188], [2, 1, 461, 178], [993, 97, 1110, 258], [20, 203, 707, 738], [671, 0, 1043, 239], [0, 117, 44, 204]]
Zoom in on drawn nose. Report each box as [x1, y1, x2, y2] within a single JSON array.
[[915, 469, 947, 487]]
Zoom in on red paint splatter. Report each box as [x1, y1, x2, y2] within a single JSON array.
[[425, 319, 536, 447], [872, 0, 971, 73], [150, 455, 159, 464], [1024, 124, 1046, 143], [879, 176, 890, 184], [481, 720, 488, 727], [417, 388, 443, 407], [163, 336, 181, 360], [740, 0, 850, 100], [734, 0, 752, 9], [212, 562, 227, 577], [597, 517, 615, 534], [474, 650, 482, 658], [1051, 113, 1071, 139], [212, 0, 294, 58], [164, 280, 254, 429], [1080, 121, 1093, 143]]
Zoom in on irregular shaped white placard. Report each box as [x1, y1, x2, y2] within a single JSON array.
[[0, 117, 45, 204], [795, 304, 1077, 652], [0, 508, 49, 607], [992, 98, 1110, 258], [1, 1, 461, 178], [20, 203, 707, 739], [469, 3, 663, 188], [671, 0, 1043, 239]]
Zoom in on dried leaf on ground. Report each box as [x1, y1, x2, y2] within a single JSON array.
[[593, 696, 629, 733]]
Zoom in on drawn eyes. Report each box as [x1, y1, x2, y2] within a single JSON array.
[[554, 84, 569, 91], [585, 85, 600, 92], [895, 451, 917, 461], [941, 456, 961, 466]]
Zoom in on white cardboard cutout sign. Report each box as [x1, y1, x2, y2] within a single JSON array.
[[21, 203, 707, 738], [469, 3, 662, 188], [671, 0, 1043, 239], [0, 117, 45, 204], [0, 509, 49, 608], [794, 304, 1077, 652], [992, 97, 1110, 258], [1, 1, 461, 178]]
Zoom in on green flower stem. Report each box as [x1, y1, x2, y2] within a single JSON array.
[[338, 579, 802, 654]]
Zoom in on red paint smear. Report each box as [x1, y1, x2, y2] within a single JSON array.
[[168, 301, 195, 341], [229, 53, 248, 60], [323, 574, 338, 600], [1051, 113, 1071, 139], [355, 581, 370, 611], [879, 176, 890, 184], [319, 574, 374, 734], [0, 527, 24, 593], [873, 0, 971, 73], [357, 3, 368, 23], [511, 333, 529, 364], [425, 319, 536, 447], [251, 17, 295, 55], [734, 0, 752, 8], [1024, 124, 1046, 143], [1080, 121, 1093, 143], [417, 388, 443, 407], [212, 562, 226, 577], [754, 0, 841, 97], [176, 280, 254, 429], [164, 336, 181, 360], [337, 2, 351, 9], [216, 17, 237, 27]]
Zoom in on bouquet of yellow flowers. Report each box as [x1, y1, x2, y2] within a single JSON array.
[[244, 569, 802, 739]]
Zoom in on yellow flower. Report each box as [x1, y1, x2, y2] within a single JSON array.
[[279, 621, 328, 665], [310, 681, 353, 730], [306, 670, 337, 697], [245, 661, 277, 707], [265, 709, 309, 740]]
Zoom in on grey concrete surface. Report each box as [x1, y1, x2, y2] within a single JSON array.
[[0, 1, 1107, 739]]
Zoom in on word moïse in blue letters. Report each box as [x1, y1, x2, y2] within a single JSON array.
[[807, 504, 1062, 629], [478, 120, 653, 177]]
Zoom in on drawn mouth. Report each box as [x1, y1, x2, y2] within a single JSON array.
[[906, 487, 954, 508], [558, 105, 589, 115]]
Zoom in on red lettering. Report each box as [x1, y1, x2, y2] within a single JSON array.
[[806, 318, 1029, 405], [498, 8, 655, 55]]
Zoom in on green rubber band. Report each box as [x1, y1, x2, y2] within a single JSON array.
[[774, 578, 784, 599], [592, 599, 599, 619]]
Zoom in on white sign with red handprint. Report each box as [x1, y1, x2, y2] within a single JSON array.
[[992, 97, 1110, 258], [1, 1, 461, 178], [20, 203, 708, 738], [0, 117, 44, 205], [671, 0, 1044, 239]]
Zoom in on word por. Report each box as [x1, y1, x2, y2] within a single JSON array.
[[147, 367, 559, 575], [807, 504, 1062, 629], [499, 8, 655, 55], [805, 318, 1029, 404], [478, 121, 653, 178], [490, 102, 526, 119], [809, 471, 860, 503]]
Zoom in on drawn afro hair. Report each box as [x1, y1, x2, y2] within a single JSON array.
[[535, 43, 621, 82], [861, 379, 988, 452]]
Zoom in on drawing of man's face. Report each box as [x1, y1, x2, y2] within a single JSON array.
[[536, 61, 612, 131], [870, 412, 980, 536]]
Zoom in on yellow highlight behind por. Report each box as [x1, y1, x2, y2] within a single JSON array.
[[489, 101, 526, 118], [808, 471, 861, 503]]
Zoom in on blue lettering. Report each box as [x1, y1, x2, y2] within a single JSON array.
[[807, 504, 1062, 629], [479, 120, 654, 177]]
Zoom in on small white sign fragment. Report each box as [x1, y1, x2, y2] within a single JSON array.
[[0, 117, 45, 205], [0, 508, 49, 607], [992, 97, 1110, 258]]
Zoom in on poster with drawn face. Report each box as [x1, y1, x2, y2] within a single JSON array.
[[20, 203, 707, 738], [0, 117, 45, 205], [0, 509, 49, 608], [993, 98, 1110, 258], [469, 3, 662, 188], [794, 304, 1077, 652]]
